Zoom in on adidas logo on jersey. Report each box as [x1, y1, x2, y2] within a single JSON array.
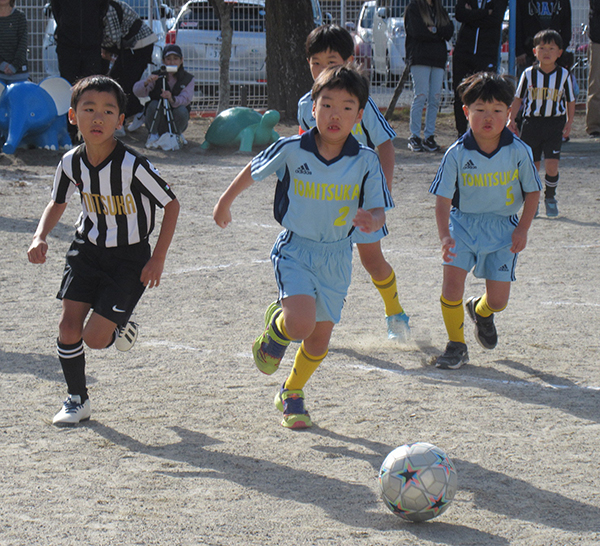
[[463, 159, 477, 170], [295, 163, 312, 175], [498, 264, 509, 272]]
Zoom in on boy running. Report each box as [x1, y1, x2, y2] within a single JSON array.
[[430, 72, 541, 369], [508, 29, 576, 217], [27, 75, 180, 425], [297, 24, 410, 342], [214, 65, 391, 428]]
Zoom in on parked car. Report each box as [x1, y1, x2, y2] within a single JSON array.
[[166, 0, 326, 87], [42, 0, 173, 78], [371, 0, 408, 86], [353, 1, 376, 77]]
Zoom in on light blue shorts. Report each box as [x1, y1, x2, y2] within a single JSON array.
[[351, 223, 388, 245], [444, 210, 519, 282], [271, 230, 353, 324]]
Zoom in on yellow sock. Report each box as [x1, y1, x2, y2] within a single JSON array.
[[475, 294, 506, 317], [372, 270, 403, 317], [441, 295, 465, 344], [284, 343, 328, 391], [274, 312, 292, 341]]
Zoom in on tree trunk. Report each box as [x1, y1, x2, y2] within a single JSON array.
[[265, 0, 314, 121], [208, 0, 232, 113]]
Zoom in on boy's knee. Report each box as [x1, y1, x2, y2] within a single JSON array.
[[82, 330, 113, 350]]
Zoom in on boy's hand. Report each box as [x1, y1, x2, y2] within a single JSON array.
[[140, 256, 165, 288], [27, 237, 48, 264], [441, 235, 456, 263], [563, 121, 573, 139], [511, 225, 528, 253], [213, 201, 232, 228], [352, 208, 377, 233], [507, 120, 519, 136]]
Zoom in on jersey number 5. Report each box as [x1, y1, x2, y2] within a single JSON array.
[[506, 186, 514, 206]]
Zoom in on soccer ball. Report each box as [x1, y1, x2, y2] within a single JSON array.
[[378, 442, 458, 522]]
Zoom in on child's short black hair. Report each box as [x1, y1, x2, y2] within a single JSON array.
[[458, 72, 515, 108], [70, 75, 127, 114], [533, 29, 563, 49], [311, 64, 369, 110], [305, 24, 355, 60]]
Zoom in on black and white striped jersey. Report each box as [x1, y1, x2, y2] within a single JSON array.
[[516, 65, 575, 118], [52, 140, 176, 247]]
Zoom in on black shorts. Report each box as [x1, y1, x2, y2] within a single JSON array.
[[57, 237, 151, 326], [520, 116, 566, 162]]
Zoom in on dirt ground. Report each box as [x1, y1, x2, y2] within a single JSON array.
[[1, 108, 599, 546]]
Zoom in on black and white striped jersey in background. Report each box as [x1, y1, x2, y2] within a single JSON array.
[[52, 140, 176, 247], [516, 65, 576, 118]]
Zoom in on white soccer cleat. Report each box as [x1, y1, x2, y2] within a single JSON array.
[[115, 321, 138, 352], [53, 394, 91, 426], [127, 112, 145, 132]]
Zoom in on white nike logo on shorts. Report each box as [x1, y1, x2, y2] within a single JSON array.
[[552, 150, 560, 154], [112, 305, 126, 313]]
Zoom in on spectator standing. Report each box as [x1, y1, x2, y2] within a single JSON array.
[[587, 0, 600, 137], [50, 0, 109, 85], [0, 0, 29, 85], [404, 0, 454, 152], [102, 0, 157, 127], [516, 0, 572, 70], [452, 0, 508, 136]]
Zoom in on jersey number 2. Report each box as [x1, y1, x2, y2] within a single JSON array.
[[334, 206, 350, 226]]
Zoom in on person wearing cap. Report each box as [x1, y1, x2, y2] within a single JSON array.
[[132, 44, 195, 142]]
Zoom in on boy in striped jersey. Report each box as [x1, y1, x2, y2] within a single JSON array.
[[508, 30, 576, 217], [214, 65, 390, 428], [297, 25, 410, 342], [27, 76, 180, 426], [430, 72, 541, 369]]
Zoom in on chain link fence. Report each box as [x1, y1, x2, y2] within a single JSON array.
[[17, 0, 590, 115]]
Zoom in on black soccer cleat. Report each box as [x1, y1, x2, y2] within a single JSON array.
[[435, 341, 469, 369], [466, 297, 498, 349]]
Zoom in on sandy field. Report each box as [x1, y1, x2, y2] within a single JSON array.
[[1, 109, 599, 546]]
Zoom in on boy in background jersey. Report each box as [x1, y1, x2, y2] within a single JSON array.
[[214, 65, 391, 429], [430, 72, 541, 369], [298, 24, 410, 342], [27, 76, 180, 425], [508, 30, 575, 217]]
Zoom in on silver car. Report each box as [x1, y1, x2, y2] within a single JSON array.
[[166, 0, 267, 86], [166, 0, 327, 87]]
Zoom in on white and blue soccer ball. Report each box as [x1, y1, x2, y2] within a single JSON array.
[[378, 442, 458, 522]]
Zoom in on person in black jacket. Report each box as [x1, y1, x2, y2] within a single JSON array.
[[587, 0, 600, 137], [404, 0, 454, 152], [50, 0, 109, 85], [516, 0, 571, 70], [452, 0, 508, 136]]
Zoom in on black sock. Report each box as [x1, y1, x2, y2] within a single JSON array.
[[56, 338, 88, 402], [545, 173, 559, 199]]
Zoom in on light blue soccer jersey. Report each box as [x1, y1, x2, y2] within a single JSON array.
[[429, 128, 542, 216], [297, 91, 396, 148], [251, 128, 393, 243]]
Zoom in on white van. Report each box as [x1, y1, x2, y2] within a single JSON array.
[[371, 0, 408, 85]]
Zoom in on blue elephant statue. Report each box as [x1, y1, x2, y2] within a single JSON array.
[[0, 77, 72, 155]]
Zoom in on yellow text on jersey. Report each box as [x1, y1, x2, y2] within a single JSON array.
[[81, 192, 137, 215], [294, 178, 361, 201], [461, 169, 519, 187]]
